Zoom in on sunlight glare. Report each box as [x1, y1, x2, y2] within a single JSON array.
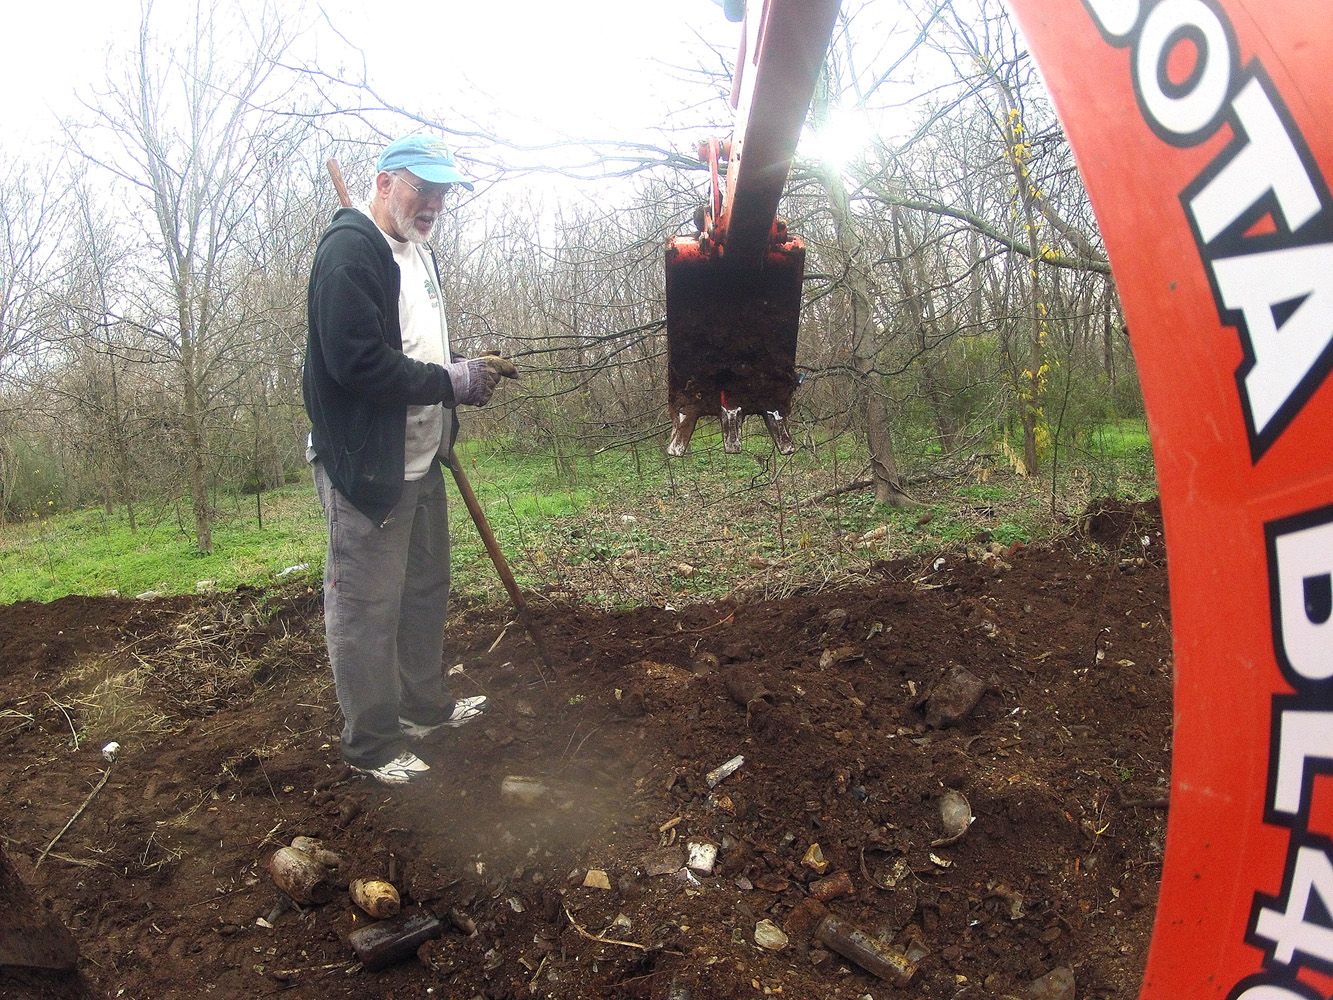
[[800, 106, 874, 171]]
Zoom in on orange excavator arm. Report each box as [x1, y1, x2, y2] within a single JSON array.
[[665, 0, 842, 456]]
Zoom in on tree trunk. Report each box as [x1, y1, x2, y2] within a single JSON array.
[[817, 164, 910, 507], [865, 381, 906, 505], [0, 442, 10, 528], [179, 306, 212, 555], [891, 205, 958, 454], [108, 352, 138, 533], [1102, 293, 1116, 385]]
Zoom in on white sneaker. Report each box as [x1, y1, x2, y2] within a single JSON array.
[[351, 750, 430, 785], [399, 696, 488, 738]]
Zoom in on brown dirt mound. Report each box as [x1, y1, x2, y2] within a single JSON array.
[[0, 512, 1171, 1000], [1077, 496, 1163, 550]]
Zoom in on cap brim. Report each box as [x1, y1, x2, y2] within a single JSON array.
[[405, 161, 475, 190]]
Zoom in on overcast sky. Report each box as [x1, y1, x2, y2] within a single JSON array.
[[1, 0, 740, 155]]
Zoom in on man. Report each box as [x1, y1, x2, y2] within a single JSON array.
[[303, 135, 517, 785]]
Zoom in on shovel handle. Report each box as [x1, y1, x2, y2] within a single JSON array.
[[444, 455, 552, 667], [326, 158, 353, 210]]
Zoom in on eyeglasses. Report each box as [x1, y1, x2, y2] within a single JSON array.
[[392, 172, 454, 202]]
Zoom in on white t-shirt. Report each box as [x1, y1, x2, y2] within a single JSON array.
[[381, 223, 454, 481]]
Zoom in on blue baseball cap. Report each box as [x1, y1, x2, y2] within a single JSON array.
[[376, 135, 474, 190]]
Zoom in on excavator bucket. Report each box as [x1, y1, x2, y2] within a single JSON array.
[[664, 234, 803, 456], [661, 0, 840, 456]]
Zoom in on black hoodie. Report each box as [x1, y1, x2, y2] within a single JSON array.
[[303, 207, 461, 524]]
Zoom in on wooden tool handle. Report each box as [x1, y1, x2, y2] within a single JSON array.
[[327, 158, 353, 209], [446, 457, 555, 673]]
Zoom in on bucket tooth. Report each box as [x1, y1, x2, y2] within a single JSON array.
[[721, 403, 744, 453], [763, 410, 796, 455], [667, 409, 700, 457]]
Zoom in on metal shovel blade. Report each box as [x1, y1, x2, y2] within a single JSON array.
[[664, 236, 804, 455]]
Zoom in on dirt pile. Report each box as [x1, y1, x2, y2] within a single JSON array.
[[0, 500, 1170, 999]]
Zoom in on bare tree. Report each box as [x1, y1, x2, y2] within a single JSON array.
[[0, 162, 69, 522], [73, 2, 310, 553], [930, 0, 1102, 474], [51, 176, 146, 528], [810, 159, 913, 506]]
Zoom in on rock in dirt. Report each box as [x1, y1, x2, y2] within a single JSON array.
[[500, 775, 547, 805], [754, 919, 789, 951], [801, 843, 829, 875], [691, 652, 720, 675], [783, 897, 829, 942], [641, 847, 684, 877], [921, 665, 988, 727], [336, 799, 362, 827], [708, 791, 736, 813], [614, 686, 646, 717], [723, 667, 774, 711], [809, 871, 854, 902], [819, 645, 863, 669], [686, 842, 718, 876], [705, 754, 744, 788], [1029, 965, 1075, 1000], [582, 869, 612, 890], [447, 907, 477, 936]]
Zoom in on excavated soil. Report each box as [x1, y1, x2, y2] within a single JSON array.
[[0, 499, 1170, 1000]]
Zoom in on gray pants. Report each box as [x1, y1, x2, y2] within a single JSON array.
[[313, 461, 454, 768]]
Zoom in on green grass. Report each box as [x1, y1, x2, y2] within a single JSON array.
[[0, 488, 325, 603], [1086, 417, 1151, 456], [0, 418, 1158, 607]]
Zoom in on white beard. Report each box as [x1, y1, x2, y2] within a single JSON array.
[[391, 200, 436, 244]]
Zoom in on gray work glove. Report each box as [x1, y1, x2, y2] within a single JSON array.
[[444, 354, 519, 407]]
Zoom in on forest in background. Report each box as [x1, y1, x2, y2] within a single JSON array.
[[0, 0, 1138, 554]]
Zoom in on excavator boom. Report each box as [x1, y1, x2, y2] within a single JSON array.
[[665, 0, 841, 456]]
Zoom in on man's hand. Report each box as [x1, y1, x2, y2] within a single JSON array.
[[444, 353, 519, 407], [479, 353, 519, 380]]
